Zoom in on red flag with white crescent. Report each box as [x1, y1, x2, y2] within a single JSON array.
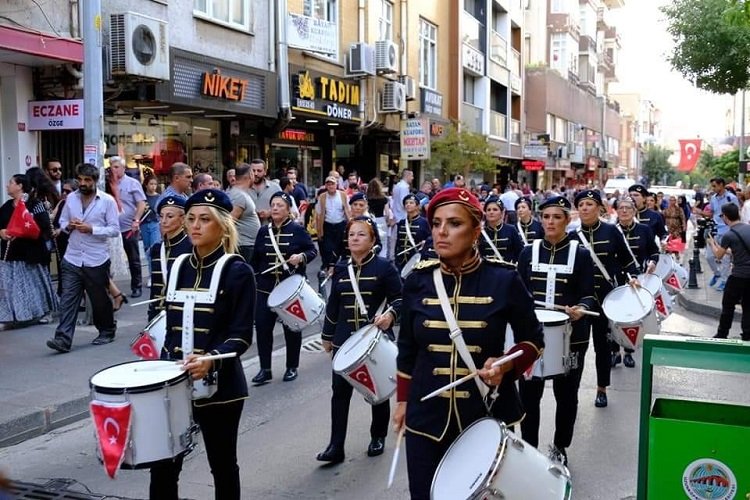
[[654, 295, 668, 317], [285, 298, 308, 322], [666, 273, 682, 291], [130, 332, 159, 360], [90, 401, 132, 478], [348, 364, 376, 395], [677, 139, 702, 172], [622, 326, 640, 347]]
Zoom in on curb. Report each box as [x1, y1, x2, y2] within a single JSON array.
[[676, 292, 740, 323]]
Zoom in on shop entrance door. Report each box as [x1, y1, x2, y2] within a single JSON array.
[[271, 145, 321, 196]]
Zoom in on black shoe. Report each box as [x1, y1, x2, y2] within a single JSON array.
[[131, 288, 143, 298], [611, 353, 621, 367], [316, 445, 345, 464], [46, 337, 71, 353], [252, 369, 272, 385], [595, 391, 608, 408], [367, 437, 385, 457], [547, 445, 568, 466], [623, 353, 636, 368], [283, 368, 298, 382], [91, 334, 115, 345], [713, 333, 728, 339]]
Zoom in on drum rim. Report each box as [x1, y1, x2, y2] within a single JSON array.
[[267, 273, 306, 306], [90, 360, 189, 395], [332, 325, 382, 371], [602, 285, 654, 319], [144, 309, 166, 330], [534, 309, 570, 327]]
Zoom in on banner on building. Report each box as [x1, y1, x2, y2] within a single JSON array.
[[400, 118, 431, 160], [677, 139, 702, 172]]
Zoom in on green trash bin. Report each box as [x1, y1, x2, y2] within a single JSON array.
[[648, 398, 750, 499]]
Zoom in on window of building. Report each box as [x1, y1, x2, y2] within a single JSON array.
[[463, 74, 476, 104], [378, 0, 393, 41], [550, 0, 567, 14], [305, 0, 337, 22], [550, 33, 566, 75], [419, 18, 437, 89], [194, 0, 251, 31]]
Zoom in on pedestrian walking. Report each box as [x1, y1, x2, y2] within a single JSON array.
[[366, 178, 392, 259], [706, 177, 740, 291], [141, 175, 162, 275], [248, 159, 280, 225], [227, 163, 261, 263], [157, 163, 192, 205], [316, 176, 350, 273]]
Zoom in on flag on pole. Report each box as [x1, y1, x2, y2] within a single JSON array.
[[677, 139, 702, 172]]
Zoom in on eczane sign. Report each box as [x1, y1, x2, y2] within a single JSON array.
[[28, 99, 84, 130]]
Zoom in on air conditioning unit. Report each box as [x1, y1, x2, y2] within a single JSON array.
[[375, 40, 398, 74], [347, 42, 376, 77], [567, 142, 577, 156], [110, 12, 169, 81], [399, 75, 417, 101], [381, 81, 406, 113]]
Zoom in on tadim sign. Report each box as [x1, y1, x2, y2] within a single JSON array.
[[291, 68, 361, 123]]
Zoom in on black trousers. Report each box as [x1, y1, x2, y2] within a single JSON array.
[[519, 341, 589, 449], [121, 231, 142, 290], [320, 221, 347, 268], [716, 275, 750, 340], [327, 365, 389, 451], [255, 292, 301, 370], [54, 259, 115, 345], [404, 419, 461, 500], [591, 304, 611, 388], [150, 399, 244, 500]]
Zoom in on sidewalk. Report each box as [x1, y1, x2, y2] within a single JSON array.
[[677, 250, 742, 323]]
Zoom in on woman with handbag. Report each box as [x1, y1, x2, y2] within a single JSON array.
[[0, 174, 58, 323], [393, 188, 544, 499], [317, 216, 402, 464]]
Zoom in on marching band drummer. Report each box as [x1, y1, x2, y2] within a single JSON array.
[[478, 195, 524, 262], [611, 196, 660, 369], [337, 192, 381, 260], [393, 188, 543, 500], [394, 194, 430, 273], [317, 216, 402, 464], [516, 196, 597, 466], [250, 191, 317, 385], [515, 196, 545, 244], [570, 189, 639, 409], [150, 189, 255, 500], [147, 195, 192, 322]]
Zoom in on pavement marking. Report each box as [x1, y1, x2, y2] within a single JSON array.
[[301, 337, 324, 352]]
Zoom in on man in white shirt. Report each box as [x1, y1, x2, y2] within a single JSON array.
[[47, 163, 121, 352], [500, 184, 521, 224], [390, 170, 413, 258]]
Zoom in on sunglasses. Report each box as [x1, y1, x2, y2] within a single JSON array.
[[49, 168, 62, 173]]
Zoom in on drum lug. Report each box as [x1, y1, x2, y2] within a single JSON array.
[[548, 463, 570, 479], [510, 436, 525, 451], [477, 487, 504, 499]]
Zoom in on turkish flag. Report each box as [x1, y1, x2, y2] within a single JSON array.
[[6, 199, 41, 239], [654, 295, 669, 318], [285, 298, 308, 322], [677, 139, 702, 172], [348, 364, 376, 396], [130, 331, 159, 360], [665, 273, 682, 291], [622, 326, 641, 348], [90, 401, 132, 478]]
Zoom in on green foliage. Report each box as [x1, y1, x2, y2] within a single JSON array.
[[711, 148, 740, 180], [684, 148, 714, 187], [642, 144, 679, 185], [662, 0, 750, 94], [429, 123, 497, 178]]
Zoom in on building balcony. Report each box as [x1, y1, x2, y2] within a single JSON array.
[[605, 64, 618, 83], [462, 10, 484, 52], [579, 35, 597, 56], [490, 111, 508, 140], [547, 13, 580, 39], [510, 119, 521, 144], [462, 102, 484, 134], [605, 26, 622, 48], [510, 48, 521, 77], [490, 30, 508, 66], [596, 7, 612, 30]]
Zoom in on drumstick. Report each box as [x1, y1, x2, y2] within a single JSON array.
[[260, 259, 291, 274], [133, 352, 238, 371], [533, 301, 601, 317], [396, 240, 425, 256], [627, 273, 648, 311], [387, 427, 406, 489], [420, 351, 523, 402], [129, 297, 161, 307]]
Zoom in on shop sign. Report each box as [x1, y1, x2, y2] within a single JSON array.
[[430, 121, 446, 137], [523, 141, 548, 160], [522, 160, 544, 171], [278, 129, 316, 142], [292, 70, 361, 122], [287, 13, 337, 56], [463, 43, 485, 76], [400, 118, 430, 160], [201, 70, 249, 101], [420, 88, 443, 117], [28, 99, 84, 130]]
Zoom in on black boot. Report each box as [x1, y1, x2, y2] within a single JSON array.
[[367, 437, 385, 457], [316, 444, 345, 464], [252, 369, 272, 385]]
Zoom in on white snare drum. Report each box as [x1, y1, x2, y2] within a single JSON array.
[[529, 309, 571, 379], [267, 274, 325, 331], [401, 253, 421, 279], [332, 324, 397, 405], [637, 273, 672, 321], [89, 360, 196, 468], [431, 418, 572, 500], [131, 310, 166, 358], [655, 255, 687, 294], [602, 285, 659, 350]]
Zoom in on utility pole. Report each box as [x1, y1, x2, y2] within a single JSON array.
[[81, 0, 104, 183], [740, 90, 746, 187]]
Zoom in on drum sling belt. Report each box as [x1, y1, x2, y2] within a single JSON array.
[[575, 227, 615, 286], [167, 253, 236, 399], [346, 261, 387, 326], [268, 222, 291, 274], [615, 224, 641, 271], [481, 226, 514, 266], [517, 221, 529, 246]]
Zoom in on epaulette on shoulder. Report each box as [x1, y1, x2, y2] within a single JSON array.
[[413, 258, 440, 271], [484, 256, 517, 269]]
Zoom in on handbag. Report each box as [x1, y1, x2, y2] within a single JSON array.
[[665, 235, 686, 253], [6, 199, 41, 239]]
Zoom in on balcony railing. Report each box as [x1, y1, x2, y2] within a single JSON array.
[[462, 11, 482, 51], [490, 30, 508, 66], [490, 111, 508, 140], [510, 48, 521, 76], [510, 119, 521, 144], [462, 102, 484, 134]]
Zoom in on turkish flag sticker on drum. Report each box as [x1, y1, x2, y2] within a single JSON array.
[[348, 364, 376, 395], [285, 298, 308, 322], [666, 273, 682, 291], [90, 401, 132, 478], [654, 295, 668, 317], [622, 326, 640, 348], [130, 332, 159, 360]]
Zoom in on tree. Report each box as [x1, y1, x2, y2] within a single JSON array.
[[662, 0, 750, 94], [642, 144, 678, 185], [711, 149, 740, 180], [429, 123, 498, 179]]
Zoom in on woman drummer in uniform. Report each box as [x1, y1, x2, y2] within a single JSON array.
[[394, 194, 430, 274], [393, 188, 543, 499], [147, 195, 192, 323], [149, 189, 255, 500], [515, 196, 545, 244], [250, 191, 317, 385], [516, 196, 597, 466], [479, 195, 524, 262], [317, 216, 402, 464]]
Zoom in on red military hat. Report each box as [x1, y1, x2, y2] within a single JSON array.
[[426, 187, 483, 225]]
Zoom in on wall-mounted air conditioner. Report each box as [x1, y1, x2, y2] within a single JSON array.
[[399, 75, 417, 101], [347, 42, 376, 77], [381, 81, 406, 113], [375, 40, 398, 74], [110, 12, 169, 81]]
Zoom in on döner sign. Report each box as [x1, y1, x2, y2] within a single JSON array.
[[28, 99, 84, 130]]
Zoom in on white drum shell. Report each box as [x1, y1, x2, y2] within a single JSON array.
[[655, 254, 687, 294], [267, 274, 325, 331], [332, 325, 397, 405], [603, 285, 659, 350], [90, 361, 194, 468], [431, 418, 572, 500], [531, 309, 570, 379], [637, 273, 672, 321], [146, 310, 166, 353], [401, 253, 421, 279]]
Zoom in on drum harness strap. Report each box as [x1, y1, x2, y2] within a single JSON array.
[[517, 221, 529, 246], [431, 268, 491, 405], [615, 224, 642, 270], [481, 225, 513, 265], [346, 262, 387, 322], [167, 253, 237, 399], [404, 216, 417, 252], [268, 222, 291, 274], [576, 227, 615, 287]]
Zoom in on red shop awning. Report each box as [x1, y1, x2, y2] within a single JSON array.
[[0, 24, 83, 65]]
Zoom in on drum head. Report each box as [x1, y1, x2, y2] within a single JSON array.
[[654, 255, 676, 280], [332, 325, 379, 372], [267, 274, 304, 307], [431, 418, 505, 500], [637, 274, 662, 296], [90, 360, 187, 395], [602, 286, 654, 323], [534, 309, 569, 326]]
